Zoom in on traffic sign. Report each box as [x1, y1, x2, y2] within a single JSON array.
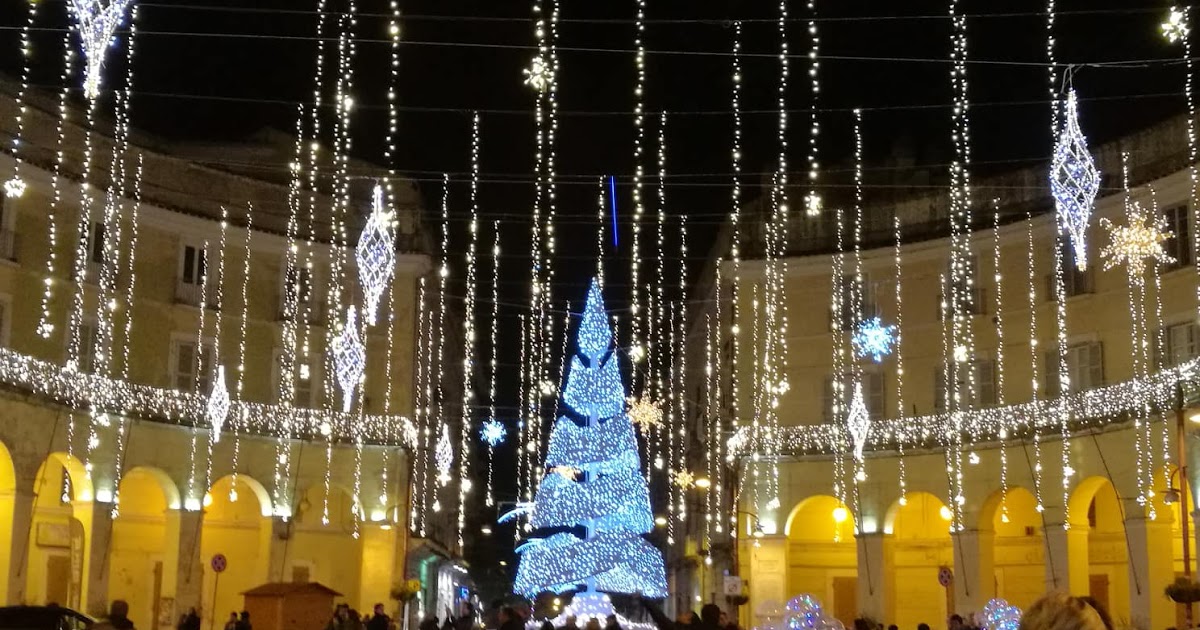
[[937, 565, 953, 587], [211, 554, 228, 573]]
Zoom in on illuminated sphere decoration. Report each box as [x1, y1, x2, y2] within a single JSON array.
[[851, 317, 897, 363], [981, 598, 1022, 630]]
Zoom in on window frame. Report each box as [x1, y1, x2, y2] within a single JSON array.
[[169, 333, 217, 394]]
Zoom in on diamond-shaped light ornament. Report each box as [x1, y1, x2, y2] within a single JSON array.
[[67, 0, 135, 101], [851, 317, 897, 363], [330, 306, 366, 413], [435, 423, 453, 486], [1050, 90, 1100, 271], [206, 365, 231, 443], [846, 381, 870, 462], [356, 185, 396, 326]]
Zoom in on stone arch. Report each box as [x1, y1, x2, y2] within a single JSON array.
[[979, 487, 1045, 610], [108, 467, 177, 630], [884, 491, 952, 538], [201, 475, 274, 630], [33, 452, 93, 504], [1067, 476, 1119, 528], [207, 473, 272, 517], [1066, 476, 1129, 622], [0, 439, 20, 603], [782, 494, 856, 627], [885, 491, 953, 630], [26, 452, 94, 609], [289, 483, 364, 606], [785, 494, 854, 542]]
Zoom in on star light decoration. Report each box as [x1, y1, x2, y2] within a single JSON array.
[[67, 0, 135, 100], [846, 381, 870, 463], [3, 178, 26, 199], [330, 306, 366, 413], [435, 424, 453, 486], [355, 185, 396, 326], [523, 55, 552, 91], [627, 397, 663, 433], [1163, 6, 1190, 43], [479, 419, 507, 447], [206, 365, 231, 443], [1100, 202, 1175, 283], [673, 469, 695, 488], [851, 317, 897, 363], [1050, 90, 1101, 271]]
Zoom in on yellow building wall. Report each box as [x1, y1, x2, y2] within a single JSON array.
[[109, 471, 170, 630]]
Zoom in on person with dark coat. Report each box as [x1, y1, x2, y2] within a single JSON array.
[[224, 612, 238, 630], [94, 601, 136, 630], [419, 618, 439, 630], [235, 612, 252, 630], [498, 607, 523, 630], [604, 615, 620, 630], [558, 616, 579, 630], [367, 605, 391, 630], [638, 597, 721, 630]]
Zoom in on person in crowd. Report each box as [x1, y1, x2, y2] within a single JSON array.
[[638, 596, 722, 630], [559, 615, 579, 630], [94, 600, 135, 630], [676, 613, 694, 627], [584, 619, 601, 630], [367, 605, 390, 630], [223, 613, 238, 630], [888, 624, 898, 630], [604, 614, 621, 630], [498, 607, 522, 630], [1076, 597, 1113, 630], [327, 605, 352, 630], [236, 611, 252, 630], [456, 604, 476, 630], [949, 615, 965, 630], [917, 623, 931, 630], [1019, 593, 1109, 630], [419, 617, 439, 630], [541, 622, 555, 630]]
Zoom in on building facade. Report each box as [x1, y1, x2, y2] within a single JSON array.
[[0, 82, 463, 629], [679, 114, 1200, 630]]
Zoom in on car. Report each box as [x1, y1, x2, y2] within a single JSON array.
[[0, 606, 93, 630]]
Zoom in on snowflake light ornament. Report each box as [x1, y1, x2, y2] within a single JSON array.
[[479, 419, 507, 447], [627, 398, 663, 433], [67, 0, 135, 100], [1100, 202, 1174, 284], [523, 54, 552, 91], [206, 365, 231, 443], [1163, 6, 1190, 43], [355, 185, 396, 326], [435, 424, 453, 486], [851, 317, 897, 363], [673, 470, 695, 488], [1050, 90, 1100, 271], [3, 177, 26, 199], [846, 381, 870, 462], [330, 306, 366, 413]]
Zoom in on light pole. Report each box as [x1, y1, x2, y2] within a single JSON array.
[[1167, 384, 1195, 630]]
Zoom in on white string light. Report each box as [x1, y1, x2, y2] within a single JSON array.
[[229, 204, 254, 501], [1148, 187, 1171, 501], [597, 177, 607, 283], [200, 212, 231, 501], [850, 108, 867, 492], [629, 0, 648, 381], [67, 0, 134, 100], [36, 32, 74, 340], [725, 19, 743, 537], [1025, 213, 1045, 514], [431, 174, 450, 516], [893, 216, 907, 506], [457, 113, 483, 549], [830, 207, 848, 510], [4, 0, 39, 199], [486, 221, 501, 508], [992, 203, 1009, 524], [650, 112, 669, 487], [1119, 155, 1155, 515], [411, 275, 432, 535], [677, 213, 689, 539], [804, 0, 821, 217], [185, 240, 210, 508]]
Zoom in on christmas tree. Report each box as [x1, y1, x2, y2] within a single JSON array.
[[510, 278, 668, 602]]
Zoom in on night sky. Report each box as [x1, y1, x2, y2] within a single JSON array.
[[0, 0, 1191, 599]]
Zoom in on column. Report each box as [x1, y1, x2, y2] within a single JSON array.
[[855, 533, 894, 623], [163, 509, 203, 622], [951, 529, 995, 615], [747, 537, 787, 627], [1043, 523, 1088, 595], [359, 524, 398, 612], [1125, 516, 1173, 630], [78, 500, 114, 617], [0, 489, 34, 604], [261, 517, 289, 583]]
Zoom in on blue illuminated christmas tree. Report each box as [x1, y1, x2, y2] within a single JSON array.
[[510, 278, 668, 602]]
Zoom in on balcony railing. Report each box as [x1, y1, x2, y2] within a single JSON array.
[[175, 280, 218, 308]]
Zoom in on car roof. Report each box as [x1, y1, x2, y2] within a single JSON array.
[[0, 607, 92, 625]]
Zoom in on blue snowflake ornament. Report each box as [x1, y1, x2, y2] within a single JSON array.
[[480, 419, 507, 447], [851, 317, 896, 363]]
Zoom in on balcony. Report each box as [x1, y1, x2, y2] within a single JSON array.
[[277, 298, 327, 326], [174, 280, 218, 308]]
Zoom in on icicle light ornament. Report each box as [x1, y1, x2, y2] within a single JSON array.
[[1100, 202, 1174, 282], [851, 317, 897, 363], [1050, 90, 1100, 271], [206, 365, 231, 443], [331, 306, 366, 413], [846, 381, 870, 463], [67, 0, 134, 100], [435, 423, 453, 486], [356, 185, 396, 326]]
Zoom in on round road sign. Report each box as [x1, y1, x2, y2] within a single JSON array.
[[211, 553, 228, 573]]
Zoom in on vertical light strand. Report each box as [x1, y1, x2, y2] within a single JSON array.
[[804, 0, 821, 217], [704, 309, 715, 546], [1121, 155, 1152, 513], [119, 154, 145, 383], [432, 174, 450, 515], [541, 0, 561, 440], [1149, 187, 1171, 499], [380, 0, 403, 512], [457, 112, 483, 549], [1182, 8, 1200, 319], [229, 204, 255, 499], [766, 0, 792, 511], [4, 0, 39, 197], [991, 203, 1010, 524], [830, 207, 848, 509], [596, 177, 606, 282], [1052, 193, 1072, 530], [37, 32, 74, 340], [186, 241, 210, 507], [850, 108, 866, 495], [203, 211, 231, 499], [651, 112, 670, 481], [486, 220, 502, 507], [517, 310, 529, 514], [749, 284, 762, 511], [676, 213, 689, 541], [893, 216, 907, 506], [1025, 213, 1045, 513], [726, 19, 743, 537], [411, 275, 432, 535], [629, 0, 648, 383], [665, 299, 677, 546], [526, 0, 547, 500], [379, 272, 399, 519]]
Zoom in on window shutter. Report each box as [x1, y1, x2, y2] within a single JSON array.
[[183, 246, 196, 284], [822, 376, 835, 422], [1043, 349, 1060, 397], [1044, 273, 1057, 302], [867, 372, 885, 419], [1088, 342, 1104, 388], [976, 359, 996, 406], [934, 368, 947, 413]]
